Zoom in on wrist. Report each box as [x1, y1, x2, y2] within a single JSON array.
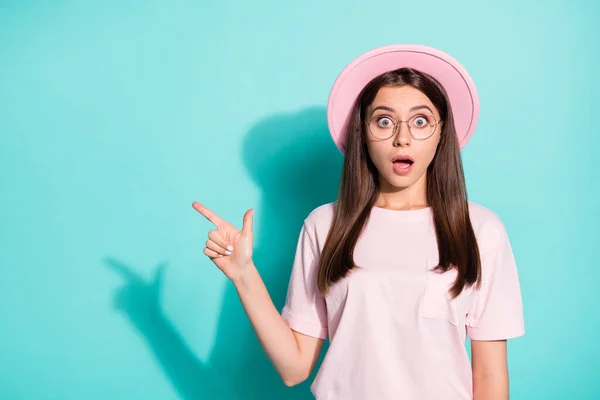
[[231, 261, 257, 288]]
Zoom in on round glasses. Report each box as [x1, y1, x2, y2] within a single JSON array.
[[367, 114, 442, 141]]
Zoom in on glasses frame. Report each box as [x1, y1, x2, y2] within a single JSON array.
[[367, 113, 443, 141]]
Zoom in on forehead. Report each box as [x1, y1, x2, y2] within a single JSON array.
[[369, 85, 436, 112]]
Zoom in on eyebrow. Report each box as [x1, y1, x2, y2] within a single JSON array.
[[370, 104, 434, 116]]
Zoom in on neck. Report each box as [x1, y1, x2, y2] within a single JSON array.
[[375, 172, 428, 210]]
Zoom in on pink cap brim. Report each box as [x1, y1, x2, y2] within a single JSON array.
[[327, 44, 480, 153]]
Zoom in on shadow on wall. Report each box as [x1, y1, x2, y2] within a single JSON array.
[[105, 106, 343, 400]]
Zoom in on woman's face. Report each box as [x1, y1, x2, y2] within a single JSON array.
[[364, 85, 443, 191]]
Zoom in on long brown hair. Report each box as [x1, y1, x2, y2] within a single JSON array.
[[317, 67, 481, 299]]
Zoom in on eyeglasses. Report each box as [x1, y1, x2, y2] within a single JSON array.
[[367, 113, 442, 141]]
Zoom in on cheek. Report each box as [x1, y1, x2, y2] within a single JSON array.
[[413, 142, 439, 171], [366, 143, 388, 169], [422, 134, 441, 161], [425, 144, 439, 162]]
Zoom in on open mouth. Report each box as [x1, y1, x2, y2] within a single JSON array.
[[391, 155, 414, 174], [392, 155, 414, 168], [393, 159, 413, 168]]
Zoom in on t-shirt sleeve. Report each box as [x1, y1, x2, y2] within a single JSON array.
[[281, 220, 328, 340], [466, 219, 525, 341]]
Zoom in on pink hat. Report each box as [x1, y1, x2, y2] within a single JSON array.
[[326, 44, 480, 154]]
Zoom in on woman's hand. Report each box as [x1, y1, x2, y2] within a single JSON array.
[[192, 202, 255, 282]]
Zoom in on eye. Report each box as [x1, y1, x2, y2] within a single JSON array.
[[412, 115, 429, 128], [376, 117, 394, 128]]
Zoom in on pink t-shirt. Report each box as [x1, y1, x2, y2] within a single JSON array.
[[281, 200, 525, 399]]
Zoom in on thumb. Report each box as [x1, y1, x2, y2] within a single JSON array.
[[241, 208, 254, 236]]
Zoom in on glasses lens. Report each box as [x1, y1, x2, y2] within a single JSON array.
[[409, 114, 437, 139], [368, 115, 397, 140]]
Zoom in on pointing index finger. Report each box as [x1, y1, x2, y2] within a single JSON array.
[[192, 202, 223, 226]]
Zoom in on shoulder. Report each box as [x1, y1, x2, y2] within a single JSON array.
[[467, 200, 507, 232], [304, 201, 336, 232], [305, 201, 336, 224], [301, 201, 337, 250], [467, 200, 510, 253]]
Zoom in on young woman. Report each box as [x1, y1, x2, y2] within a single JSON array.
[[193, 44, 525, 400]]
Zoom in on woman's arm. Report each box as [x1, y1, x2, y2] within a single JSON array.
[[192, 203, 325, 386], [234, 263, 325, 386], [471, 339, 509, 400]]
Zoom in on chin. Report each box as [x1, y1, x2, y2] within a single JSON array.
[[381, 168, 426, 189], [391, 179, 415, 189], [381, 174, 414, 189]]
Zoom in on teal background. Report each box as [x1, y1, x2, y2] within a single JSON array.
[[1, 0, 598, 399]]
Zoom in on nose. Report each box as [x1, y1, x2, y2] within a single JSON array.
[[393, 120, 411, 147]]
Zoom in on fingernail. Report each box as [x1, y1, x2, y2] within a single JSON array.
[[225, 250, 232, 255], [226, 245, 233, 251]]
